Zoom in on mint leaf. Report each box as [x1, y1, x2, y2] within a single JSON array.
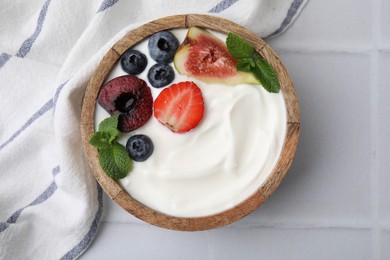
[[104, 128, 120, 144], [89, 114, 133, 180], [90, 114, 120, 149], [99, 114, 119, 133], [99, 141, 132, 180], [89, 132, 111, 150], [226, 32, 281, 93], [236, 58, 255, 72], [253, 55, 280, 93], [226, 32, 254, 59]]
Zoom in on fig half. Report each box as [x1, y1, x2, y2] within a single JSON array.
[[174, 27, 259, 85]]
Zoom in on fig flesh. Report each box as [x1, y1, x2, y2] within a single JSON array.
[[174, 27, 259, 85]]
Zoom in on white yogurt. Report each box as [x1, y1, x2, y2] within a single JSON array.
[[95, 29, 286, 217]]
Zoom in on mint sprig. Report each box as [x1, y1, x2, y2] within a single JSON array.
[[99, 142, 131, 180], [226, 32, 280, 93], [89, 114, 132, 180]]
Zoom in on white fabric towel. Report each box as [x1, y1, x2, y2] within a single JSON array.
[[0, 0, 307, 258]]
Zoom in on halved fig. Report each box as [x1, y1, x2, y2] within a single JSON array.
[[174, 27, 259, 85]]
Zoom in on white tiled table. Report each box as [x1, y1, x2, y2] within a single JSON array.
[[82, 1, 390, 259]]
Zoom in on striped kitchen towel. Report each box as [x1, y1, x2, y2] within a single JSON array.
[[0, 0, 307, 259]]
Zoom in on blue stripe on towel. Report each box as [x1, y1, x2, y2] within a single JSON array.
[[0, 0, 52, 69], [0, 79, 69, 151], [0, 0, 56, 150], [208, 0, 240, 13], [16, 0, 52, 58], [97, 0, 119, 13], [0, 99, 53, 151], [0, 53, 12, 69], [0, 166, 60, 233], [53, 80, 69, 112], [61, 183, 103, 260], [266, 0, 305, 38]]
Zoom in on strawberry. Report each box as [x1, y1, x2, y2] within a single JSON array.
[[153, 81, 204, 133]]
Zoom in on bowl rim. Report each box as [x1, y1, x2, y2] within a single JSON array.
[[81, 14, 300, 231]]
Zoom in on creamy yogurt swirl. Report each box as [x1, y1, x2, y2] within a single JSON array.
[[95, 29, 286, 217]]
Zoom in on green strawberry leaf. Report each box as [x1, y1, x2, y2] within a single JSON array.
[[226, 32, 254, 59], [253, 55, 280, 93], [98, 141, 132, 180]]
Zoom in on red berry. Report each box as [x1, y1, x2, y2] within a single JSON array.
[[154, 81, 204, 133], [98, 75, 153, 132]]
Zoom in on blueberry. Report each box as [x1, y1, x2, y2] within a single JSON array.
[[126, 135, 154, 162], [147, 63, 175, 88], [121, 49, 147, 75], [148, 31, 179, 63]]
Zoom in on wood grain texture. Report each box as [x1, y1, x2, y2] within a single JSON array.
[[80, 14, 300, 231]]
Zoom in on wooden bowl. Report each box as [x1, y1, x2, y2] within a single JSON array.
[[81, 14, 300, 231]]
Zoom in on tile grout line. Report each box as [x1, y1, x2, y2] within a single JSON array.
[[370, 0, 381, 258], [370, 49, 381, 260]]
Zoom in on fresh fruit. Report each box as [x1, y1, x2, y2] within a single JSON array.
[[98, 75, 153, 132], [126, 134, 154, 162], [148, 31, 179, 63], [154, 81, 204, 133], [147, 63, 175, 88], [121, 49, 148, 75], [174, 27, 259, 85]]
